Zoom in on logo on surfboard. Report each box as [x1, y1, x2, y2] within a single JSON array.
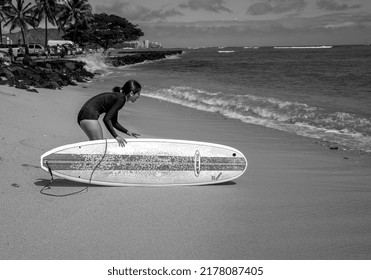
[[194, 150, 201, 177]]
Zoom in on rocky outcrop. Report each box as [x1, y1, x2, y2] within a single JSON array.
[[0, 58, 95, 91], [0, 49, 183, 91], [106, 50, 183, 67]]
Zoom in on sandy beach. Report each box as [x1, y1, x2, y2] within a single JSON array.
[[1, 83, 371, 260]]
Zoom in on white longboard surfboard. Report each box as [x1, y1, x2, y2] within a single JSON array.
[[40, 139, 247, 187]]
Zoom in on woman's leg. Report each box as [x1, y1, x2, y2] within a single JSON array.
[[79, 119, 104, 140]]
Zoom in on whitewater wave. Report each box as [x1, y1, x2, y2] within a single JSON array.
[[165, 54, 182, 60], [143, 86, 371, 152], [74, 52, 113, 75], [74, 50, 184, 74], [274, 46, 333, 49]]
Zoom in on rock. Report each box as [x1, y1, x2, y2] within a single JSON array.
[[23, 54, 36, 67], [76, 76, 87, 83], [0, 78, 7, 85], [35, 66, 53, 73], [15, 81, 29, 90], [65, 62, 76, 70], [43, 81, 60, 89], [27, 88, 39, 93], [329, 144, 339, 150], [8, 66, 25, 77], [0, 67, 15, 80]]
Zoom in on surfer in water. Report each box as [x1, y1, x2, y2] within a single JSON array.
[[77, 79, 141, 147]]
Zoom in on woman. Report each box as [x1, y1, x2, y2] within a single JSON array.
[[77, 79, 141, 147]]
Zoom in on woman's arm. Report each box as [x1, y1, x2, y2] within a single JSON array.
[[113, 117, 140, 138], [103, 98, 140, 141], [112, 118, 128, 134], [103, 99, 125, 138]]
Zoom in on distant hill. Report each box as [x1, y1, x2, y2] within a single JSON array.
[[4, 28, 65, 45]]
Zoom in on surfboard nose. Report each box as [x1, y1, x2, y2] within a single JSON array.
[[233, 149, 248, 174]]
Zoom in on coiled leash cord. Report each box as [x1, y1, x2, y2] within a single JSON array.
[[40, 139, 108, 197]]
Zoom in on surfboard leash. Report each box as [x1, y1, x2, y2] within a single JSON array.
[[89, 138, 108, 185], [40, 139, 108, 197], [40, 161, 89, 197]]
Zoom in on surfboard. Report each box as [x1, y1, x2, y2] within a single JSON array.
[[40, 139, 247, 187]]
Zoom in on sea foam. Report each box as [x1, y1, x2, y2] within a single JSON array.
[[74, 52, 112, 75], [143, 85, 371, 152]]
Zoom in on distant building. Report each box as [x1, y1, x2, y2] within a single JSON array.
[[118, 39, 163, 49], [149, 41, 162, 48], [1, 36, 12, 44]]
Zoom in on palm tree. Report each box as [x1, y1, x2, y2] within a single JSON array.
[[0, 0, 11, 44], [56, 0, 92, 42], [34, 0, 58, 48], [3, 0, 37, 46]]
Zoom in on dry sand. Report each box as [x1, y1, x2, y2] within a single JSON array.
[[1, 83, 371, 260]]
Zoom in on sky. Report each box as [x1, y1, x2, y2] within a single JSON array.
[[4, 0, 371, 47], [89, 0, 371, 47]]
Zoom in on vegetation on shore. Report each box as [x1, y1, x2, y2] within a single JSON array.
[[0, 0, 183, 91], [0, 0, 144, 52]]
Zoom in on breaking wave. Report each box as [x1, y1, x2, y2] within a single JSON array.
[[142, 86, 371, 152], [74, 52, 113, 75]]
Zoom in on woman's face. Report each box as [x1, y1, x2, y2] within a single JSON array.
[[128, 89, 141, 102]]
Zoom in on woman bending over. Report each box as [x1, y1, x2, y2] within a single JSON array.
[[77, 79, 141, 147]]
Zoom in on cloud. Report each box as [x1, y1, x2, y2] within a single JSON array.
[[139, 11, 371, 47], [316, 0, 361, 11], [246, 2, 273, 15], [324, 21, 356, 28], [94, 1, 184, 22], [141, 8, 184, 21], [247, 0, 307, 15], [314, 12, 371, 30], [179, 0, 232, 13]]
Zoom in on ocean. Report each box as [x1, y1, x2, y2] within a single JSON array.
[[80, 45, 371, 153]]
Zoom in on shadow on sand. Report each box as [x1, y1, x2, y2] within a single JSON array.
[[34, 178, 237, 196]]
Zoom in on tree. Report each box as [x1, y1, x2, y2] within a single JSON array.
[[3, 0, 37, 46], [34, 0, 58, 48], [63, 13, 144, 52], [56, 0, 92, 42], [0, 0, 11, 44]]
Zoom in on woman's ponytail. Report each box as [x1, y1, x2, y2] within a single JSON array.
[[112, 86, 121, 93]]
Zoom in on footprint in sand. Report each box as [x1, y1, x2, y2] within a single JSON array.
[[21, 163, 40, 169], [18, 138, 45, 151]]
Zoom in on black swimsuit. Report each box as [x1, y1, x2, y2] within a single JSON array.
[[77, 92, 126, 137]]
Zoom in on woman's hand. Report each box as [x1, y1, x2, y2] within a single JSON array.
[[115, 136, 127, 147], [127, 131, 140, 138]]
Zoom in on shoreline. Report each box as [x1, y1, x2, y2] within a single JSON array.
[[1, 82, 371, 259]]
